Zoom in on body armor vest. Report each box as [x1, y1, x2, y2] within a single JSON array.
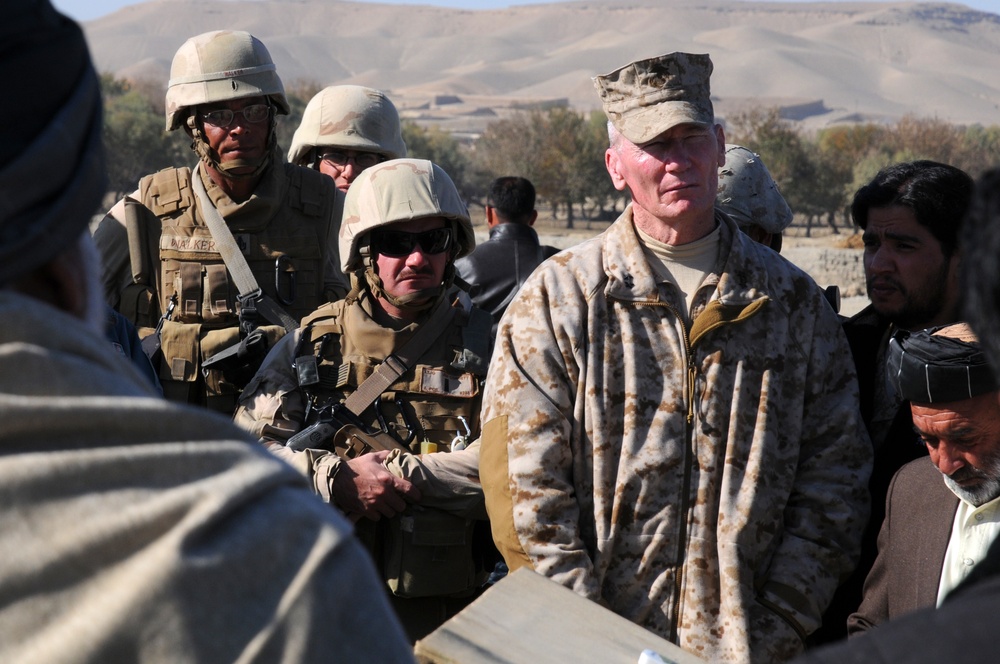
[[133, 163, 335, 410], [142, 163, 333, 326], [296, 295, 490, 451]]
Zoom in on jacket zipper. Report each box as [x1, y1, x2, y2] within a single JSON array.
[[628, 299, 695, 642]]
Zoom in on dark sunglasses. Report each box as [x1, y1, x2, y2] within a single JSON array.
[[372, 227, 453, 257]]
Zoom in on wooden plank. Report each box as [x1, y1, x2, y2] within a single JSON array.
[[414, 568, 706, 664]]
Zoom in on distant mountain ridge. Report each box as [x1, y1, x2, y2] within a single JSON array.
[[80, 0, 1000, 135]]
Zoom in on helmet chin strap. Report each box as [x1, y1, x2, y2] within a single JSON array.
[[185, 113, 277, 181], [364, 266, 443, 313]]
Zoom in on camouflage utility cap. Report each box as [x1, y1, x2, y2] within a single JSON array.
[[595, 51, 714, 145], [165, 30, 289, 131], [717, 145, 793, 234], [339, 159, 474, 273], [288, 85, 406, 166]]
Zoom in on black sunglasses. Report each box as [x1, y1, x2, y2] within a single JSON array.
[[372, 227, 453, 257]]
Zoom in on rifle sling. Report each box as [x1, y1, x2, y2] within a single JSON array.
[[342, 297, 457, 417], [191, 165, 298, 334]]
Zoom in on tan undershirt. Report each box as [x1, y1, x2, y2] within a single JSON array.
[[636, 224, 721, 322]]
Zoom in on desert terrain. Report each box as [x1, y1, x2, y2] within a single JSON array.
[[82, 0, 1000, 137]]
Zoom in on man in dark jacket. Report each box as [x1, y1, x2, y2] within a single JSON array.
[[455, 177, 559, 340], [812, 160, 974, 644]]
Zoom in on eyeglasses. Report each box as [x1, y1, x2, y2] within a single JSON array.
[[199, 104, 271, 128], [318, 149, 383, 170], [372, 228, 453, 257]]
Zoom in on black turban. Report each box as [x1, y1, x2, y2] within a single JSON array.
[[887, 324, 1000, 404], [0, 0, 106, 285]]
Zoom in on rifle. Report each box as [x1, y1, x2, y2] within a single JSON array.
[[286, 402, 409, 458], [201, 326, 271, 389]]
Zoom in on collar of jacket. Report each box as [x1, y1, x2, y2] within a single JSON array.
[[604, 205, 772, 309], [487, 222, 541, 243]]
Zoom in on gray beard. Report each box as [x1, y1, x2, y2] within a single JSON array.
[[943, 454, 1000, 507]]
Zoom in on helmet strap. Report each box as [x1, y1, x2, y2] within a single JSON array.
[[185, 110, 276, 181]]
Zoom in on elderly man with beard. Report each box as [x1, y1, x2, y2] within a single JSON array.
[[846, 322, 1000, 634]]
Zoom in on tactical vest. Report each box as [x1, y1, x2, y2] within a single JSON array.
[[296, 296, 490, 451], [132, 163, 335, 410], [298, 295, 493, 601]]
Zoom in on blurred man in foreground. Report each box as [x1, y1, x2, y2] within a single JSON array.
[[0, 4, 412, 661]]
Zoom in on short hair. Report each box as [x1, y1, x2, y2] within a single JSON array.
[[850, 160, 974, 257], [960, 168, 1000, 382], [488, 176, 536, 224]]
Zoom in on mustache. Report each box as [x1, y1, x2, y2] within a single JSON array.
[[866, 276, 904, 291], [399, 265, 437, 279], [949, 465, 991, 484]]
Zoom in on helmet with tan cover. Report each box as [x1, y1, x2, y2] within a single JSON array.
[[340, 159, 474, 274], [288, 85, 406, 167], [165, 30, 289, 132], [716, 144, 792, 234]]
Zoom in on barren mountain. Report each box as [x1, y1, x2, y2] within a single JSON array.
[[81, 0, 1000, 135]]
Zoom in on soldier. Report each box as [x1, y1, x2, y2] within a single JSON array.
[[479, 52, 871, 662], [287, 85, 407, 193], [93, 30, 347, 413], [235, 158, 493, 641], [0, 2, 413, 661], [716, 144, 793, 253]]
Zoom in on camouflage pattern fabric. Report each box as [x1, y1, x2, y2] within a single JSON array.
[[480, 208, 872, 663]]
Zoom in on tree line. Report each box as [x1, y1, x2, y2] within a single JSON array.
[[102, 75, 1000, 232]]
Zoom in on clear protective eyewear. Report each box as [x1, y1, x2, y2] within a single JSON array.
[[199, 104, 271, 128], [318, 149, 383, 170], [372, 227, 453, 257]]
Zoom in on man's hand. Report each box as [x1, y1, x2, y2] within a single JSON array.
[[332, 450, 421, 521]]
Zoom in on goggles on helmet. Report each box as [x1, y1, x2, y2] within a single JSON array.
[[372, 227, 452, 257]]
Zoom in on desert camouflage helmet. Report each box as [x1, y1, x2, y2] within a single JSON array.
[[165, 30, 290, 131], [340, 159, 474, 274], [716, 144, 793, 234], [288, 85, 407, 166]]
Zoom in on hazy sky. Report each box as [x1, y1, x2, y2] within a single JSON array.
[[51, 0, 1000, 23]]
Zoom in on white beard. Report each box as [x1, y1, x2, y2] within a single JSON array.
[[944, 453, 1000, 507]]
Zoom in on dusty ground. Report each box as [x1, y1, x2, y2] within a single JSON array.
[[504, 217, 870, 318]]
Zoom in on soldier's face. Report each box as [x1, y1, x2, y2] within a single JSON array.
[[197, 96, 270, 174], [862, 205, 959, 330], [606, 122, 726, 233], [317, 148, 383, 193], [373, 216, 452, 301], [913, 392, 1000, 506]]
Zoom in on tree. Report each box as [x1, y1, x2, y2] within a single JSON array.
[[101, 74, 188, 197], [276, 80, 322, 158], [472, 108, 613, 228], [402, 122, 473, 199]]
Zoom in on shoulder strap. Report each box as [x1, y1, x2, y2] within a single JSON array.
[[342, 297, 457, 416], [191, 165, 298, 333]]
